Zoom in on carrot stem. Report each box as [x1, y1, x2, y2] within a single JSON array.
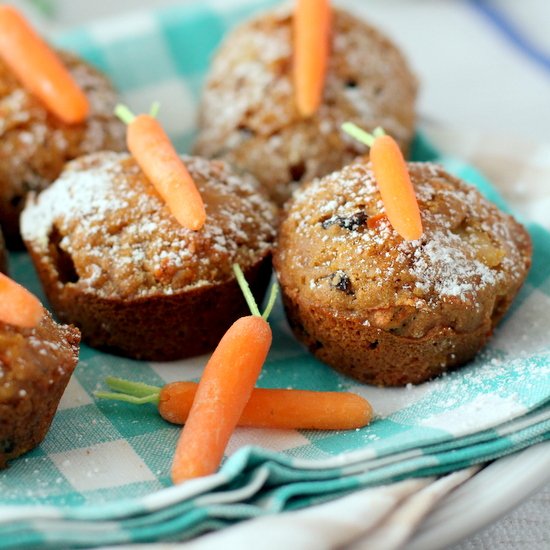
[[0, 6, 89, 124], [114, 104, 135, 125], [261, 282, 279, 320], [149, 101, 160, 118], [94, 391, 159, 405], [232, 263, 278, 320], [341, 122, 375, 147], [105, 376, 160, 398], [232, 263, 261, 317]]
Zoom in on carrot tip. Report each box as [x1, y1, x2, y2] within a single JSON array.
[[297, 101, 317, 119]]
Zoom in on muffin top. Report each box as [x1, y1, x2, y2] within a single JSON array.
[[21, 152, 277, 299], [0, 311, 80, 406], [194, 6, 417, 203], [275, 162, 531, 338], [197, 6, 416, 149], [0, 50, 125, 196]]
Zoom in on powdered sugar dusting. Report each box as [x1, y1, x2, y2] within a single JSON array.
[[21, 153, 277, 299], [0, 312, 78, 408], [196, 6, 415, 147], [0, 50, 124, 198], [420, 393, 526, 435], [193, 6, 417, 203], [405, 235, 496, 302], [277, 161, 530, 337]]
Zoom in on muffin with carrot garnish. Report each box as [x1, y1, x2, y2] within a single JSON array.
[[193, 0, 417, 205], [21, 107, 277, 361], [273, 126, 531, 386], [0, 273, 80, 468], [0, 6, 125, 248]]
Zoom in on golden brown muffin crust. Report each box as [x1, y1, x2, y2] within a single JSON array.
[[0, 50, 125, 247], [274, 162, 532, 385], [0, 312, 80, 468], [194, 6, 417, 205], [22, 152, 277, 299], [21, 153, 277, 360]]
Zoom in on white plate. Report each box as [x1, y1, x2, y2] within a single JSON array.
[[406, 440, 550, 549]]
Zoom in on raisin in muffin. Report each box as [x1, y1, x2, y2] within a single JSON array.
[[193, 6, 417, 205], [274, 162, 531, 386], [0, 50, 125, 248], [0, 310, 80, 468], [21, 152, 277, 361]]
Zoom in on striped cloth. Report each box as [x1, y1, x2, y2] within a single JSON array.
[[0, 1, 549, 547]]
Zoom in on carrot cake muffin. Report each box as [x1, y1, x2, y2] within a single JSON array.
[[0, 309, 80, 468], [0, 50, 125, 248], [21, 152, 277, 361], [193, 6, 417, 205], [274, 162, 532, 386]]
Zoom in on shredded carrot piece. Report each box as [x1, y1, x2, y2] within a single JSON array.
[[0, 6, 89, 124], [342, 123, 423, 241], [293, 0, 331, 117], [0, 273, 43, 328], [366, 213, 387, 230], [171, 315, 272, 483], [117, 106, 206, 231]]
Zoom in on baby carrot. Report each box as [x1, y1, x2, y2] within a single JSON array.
[[95, 377, 373, 431], [371, 134, 423, 241], [342, 123, 423, 241], [171, 265, 277, 483], [172, 318, 271, 483], [164, 384, 371, 430], [0, 6, 89, 124], [115, 104, 206, 231], [0, 273, 43, 328], [293, 0, 331, 117]]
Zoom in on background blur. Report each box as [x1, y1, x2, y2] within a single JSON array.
[[15, 0, 550, 143]]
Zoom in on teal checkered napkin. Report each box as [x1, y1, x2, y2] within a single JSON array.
[[0, 1, 549, 547]]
